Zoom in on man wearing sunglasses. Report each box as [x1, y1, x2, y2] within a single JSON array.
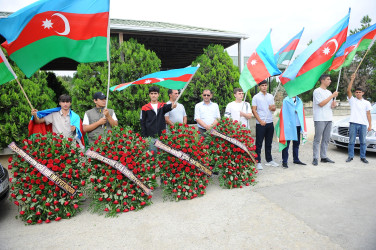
[[346, 73, 372, 164], [194, 89, 220, 136]]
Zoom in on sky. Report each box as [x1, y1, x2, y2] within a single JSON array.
[[1, 0, 375, 75]]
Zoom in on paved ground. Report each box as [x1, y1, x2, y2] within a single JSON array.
[[1, 139, 375, 250]]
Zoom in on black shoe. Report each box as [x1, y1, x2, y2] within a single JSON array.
[[312, 159, 318, 166], [346, 157, 353, 162], [321, 158, 335, 163], [282, 162, 288, 168], [293, 160, 307, 165], [361, 158, 369, 164]]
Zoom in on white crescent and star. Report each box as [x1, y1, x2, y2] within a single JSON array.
[[322, 39, 339, 56], [41, 13, 70, 36]]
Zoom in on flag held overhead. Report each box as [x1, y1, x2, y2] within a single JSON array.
[[280, 10, 350, 97], [0, 0, 109, 78], [239, 30, 281, 93], [111, 66, 199, 91], [329, 23, 376, 72], [274, 28, 304, 66]]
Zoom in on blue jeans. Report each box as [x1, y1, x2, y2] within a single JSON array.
[[348, 122, 367, 158]]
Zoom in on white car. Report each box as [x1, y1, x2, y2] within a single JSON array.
[[330, 104, 376, 152]]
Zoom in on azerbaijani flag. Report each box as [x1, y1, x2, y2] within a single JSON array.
[[329, 23, 376, 72], [0, 49, 17, 85], [239, 30, 281, 93], [279, 11, 350, 97], [274, 28, 304, 66], [111, 66, 199, 91], [0, 0, 109, 78], [275, 96, 307, 151]]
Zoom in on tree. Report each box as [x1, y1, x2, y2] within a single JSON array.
[[182, 44, 242, 123], [0, 49, 56, 150], [69, 38, 166, 133]]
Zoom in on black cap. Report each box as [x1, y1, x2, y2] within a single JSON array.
[[93, 92, 106, 100]]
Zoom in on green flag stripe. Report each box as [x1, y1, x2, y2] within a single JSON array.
[[239, 66, 257, 93], [283, 59, 332, 97], [277, 50, 295, 65], [0, 62, 15, 85], [10, 36, 107, 77], [154, 80, 188, 90]]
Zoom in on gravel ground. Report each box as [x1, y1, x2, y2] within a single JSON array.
[[1, 119, 375, 249]]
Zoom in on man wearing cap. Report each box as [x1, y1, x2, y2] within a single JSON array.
[[252, 80, 279, 170], [83, 92, 118, 144]]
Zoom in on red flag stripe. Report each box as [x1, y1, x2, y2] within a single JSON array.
[[2, 11, 108, 55], [279, 107, 286, 144], [246, 52, 270, 83], [281, 39, 300, 53]]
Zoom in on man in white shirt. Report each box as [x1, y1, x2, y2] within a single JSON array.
[[225, 88, 252, 128], [312, 74, 338, 166], [252, 80, 279, 170], [346, 73, 372, 163], [165, 89, 187, 125], [194, 89, 220, 136]]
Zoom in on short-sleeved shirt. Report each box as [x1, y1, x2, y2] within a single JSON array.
[[164, 101, 186, 124], [348, 96, 372, 126], [313, 87, 333, 121], [194, 101, 220, 129], [252, 92, 275, 124], [224, 101, 251, 127], [44, 110, 73, 138]]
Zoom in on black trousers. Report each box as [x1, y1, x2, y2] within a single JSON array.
[[255, 122, 274, 163], [282, 126, 301, 163]]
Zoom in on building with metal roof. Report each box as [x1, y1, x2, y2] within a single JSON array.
[[0, 12, 248, 72]]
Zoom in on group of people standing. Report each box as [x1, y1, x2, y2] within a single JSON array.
[[30, 73, 372, 169]]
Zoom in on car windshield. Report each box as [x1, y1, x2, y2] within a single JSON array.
[[372, 104, 376, 114]]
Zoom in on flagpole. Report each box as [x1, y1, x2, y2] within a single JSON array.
[[0, 49, 34, 110], [174, 65, 200, 104], [334, 68, 341, 102], [335, 68, 341, 92], [105, 0, 111, 109], [241, 91, 248, 110], [354, 37, 376, 75]]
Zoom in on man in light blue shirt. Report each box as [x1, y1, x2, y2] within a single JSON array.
[[194, 89, 220, 136]]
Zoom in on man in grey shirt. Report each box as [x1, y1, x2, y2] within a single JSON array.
[[252, 80, 279, 170], [83, 92, 118, 144], [165, 89, 187, 125], [312, 74, 338, 166]]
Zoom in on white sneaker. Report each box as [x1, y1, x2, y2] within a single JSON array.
[[256, 163, 263, 170], [265, 160, 279, 167]]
